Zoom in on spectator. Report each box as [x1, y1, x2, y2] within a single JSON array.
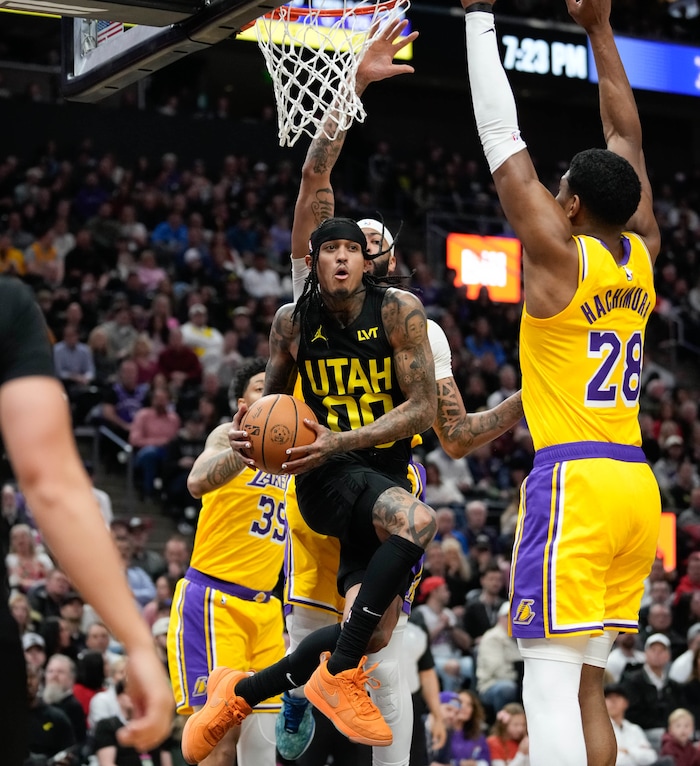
[[26, 662, 76, 763], [129, 386, 181, 500], [653, 435, 686, 494], [683, 646, 700, 728], [476, 601, 522, 715], [72, 650, 106, 720], [486, 363, 519, 409], [53, 324, 97, 424], [100, 358, 150, 443], [84, 621, 121, 668], [87, 326, 119, 389], [659, 708, 700, 766], [151, 209, 188, 260], [675, 553, 700, 609], [59, 590, 87, 660], [29, 567, 71, 622], [607, 633, 647, 684], [88, 655, 128, 730], [160, 533, 190, 580], [180, 303, 224, 376], [413, 575, 474, 693], [640, 580, 674, 631], [63, 228, 102, 290], [128, 517, 165, 581], [111, 525, 157, 609], [427, 690, 463, 766], [464, 499, 500, 554], [623, 633, 687, 752], [5, 522, 54, 594], [242, 250, 282, 299], [425, 443, 474, 496], [41, 615, 73, 662], [131, 333, 159, 385], [671, 625, 700, 684], [486, 702, 530, 766], [142, 574, 176, 629], [157, 325, 203, 394], [11, 591, 38, 636], [424, 462, 467, 508], [465, 317, 506, 367], [161, 410, 207, 532], [604, 683, 660, 766], [136, 248, 167, 294], [98, 305, 139, 363], [93, 677, 173, 766], [449, 689, 492, 765], [0, 231, 25, 275], [669, 461, 700, 512], [22, 627, 47, 669], [640, 603, 687, 660], [464, 563, 506, 645], [441, 537, 473, 614], [43, 653, 87, 749], [678, 487, 700, 553]]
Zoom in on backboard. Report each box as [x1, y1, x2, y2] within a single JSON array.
[[57, 0, 286, 102]]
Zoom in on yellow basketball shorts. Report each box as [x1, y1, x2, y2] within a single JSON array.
[[509, 441, 661, 639]]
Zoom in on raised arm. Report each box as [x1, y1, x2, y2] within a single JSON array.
[[462, 0, 577, 318], [566, 0, 659, 257], [291, 18, 418, 291], [187, 422, 246, 498]]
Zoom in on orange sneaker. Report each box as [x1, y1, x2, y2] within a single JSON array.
[[304, 653, 392, 747], [181, 667, 253, 764]]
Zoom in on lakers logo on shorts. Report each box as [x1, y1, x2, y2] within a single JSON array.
[[193, 676, 209, 697], [513, 599, 536, 626]]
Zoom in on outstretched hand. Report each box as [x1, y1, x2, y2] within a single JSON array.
[[565, 0, 611, 32], [356, 17, 418, 88]]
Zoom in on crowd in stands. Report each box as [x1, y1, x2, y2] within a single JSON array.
[[0, 99, 699, 763]]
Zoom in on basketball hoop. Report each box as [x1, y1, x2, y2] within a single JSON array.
[[255, 0, 409, 147]]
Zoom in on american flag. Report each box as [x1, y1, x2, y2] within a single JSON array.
[[96, 20, 124, 45]]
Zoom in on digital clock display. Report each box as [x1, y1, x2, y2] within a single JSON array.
[[501, 33, 588, 79]]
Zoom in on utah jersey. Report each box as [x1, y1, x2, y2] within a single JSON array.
[[297, 284, 412, 467], [520, 232, 655, 450]]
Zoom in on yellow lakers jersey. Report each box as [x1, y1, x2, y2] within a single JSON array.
[[520, 232, 655, 450], [190, 468, 288, 588]]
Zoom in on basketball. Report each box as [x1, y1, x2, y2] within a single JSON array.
[[240, 394, 318, 474]]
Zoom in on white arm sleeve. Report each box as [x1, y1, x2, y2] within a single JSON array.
[[427, 319, 453, 380], [465, 11, 527, 173], [291, 256, 310, 302]]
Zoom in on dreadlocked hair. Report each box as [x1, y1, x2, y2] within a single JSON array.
[[292, 256, 323, 348]]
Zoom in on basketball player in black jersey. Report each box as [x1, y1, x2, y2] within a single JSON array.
[[0, 278, 173, 764], [180, 217, 438, 762]]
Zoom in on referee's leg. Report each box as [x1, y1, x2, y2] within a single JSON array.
[[0, 606, 28, 765]]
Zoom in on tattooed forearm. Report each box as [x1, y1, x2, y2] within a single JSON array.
[[310, 135, 344, 175], [372, 487, 437, 548], [193, 449, 246, 494], [310, 188, 334, 225], [435, 383, 524, 459]]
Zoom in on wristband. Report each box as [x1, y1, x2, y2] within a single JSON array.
[[464, 3, 494, 13]]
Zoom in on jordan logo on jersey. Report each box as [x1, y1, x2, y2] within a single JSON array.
[[311, 325, 328, 343], [513, 599, 536, 626]]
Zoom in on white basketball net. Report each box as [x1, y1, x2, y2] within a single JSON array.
[[255, 0, 409, 147]]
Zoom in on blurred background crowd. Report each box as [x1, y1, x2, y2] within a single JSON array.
[[2, 1, 700, 765]]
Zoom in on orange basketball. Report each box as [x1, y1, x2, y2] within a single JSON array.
[[240, 393, 317, 474]]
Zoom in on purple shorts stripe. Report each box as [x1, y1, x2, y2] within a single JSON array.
[[186, 567, 272, 603], [534, 441, 646, 467], [511, 468, 553, 637], [545, 463, 563, 635]]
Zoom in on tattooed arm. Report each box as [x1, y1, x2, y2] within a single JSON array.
[[291, 18, 418, 294], [187, 423, 247, 499], [323, 289, 436, 455], [434, 382, 524, 459], [263, 303, 299, 396]]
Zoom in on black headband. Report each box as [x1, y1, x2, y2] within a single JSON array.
[[309, 218, 367, 257]]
